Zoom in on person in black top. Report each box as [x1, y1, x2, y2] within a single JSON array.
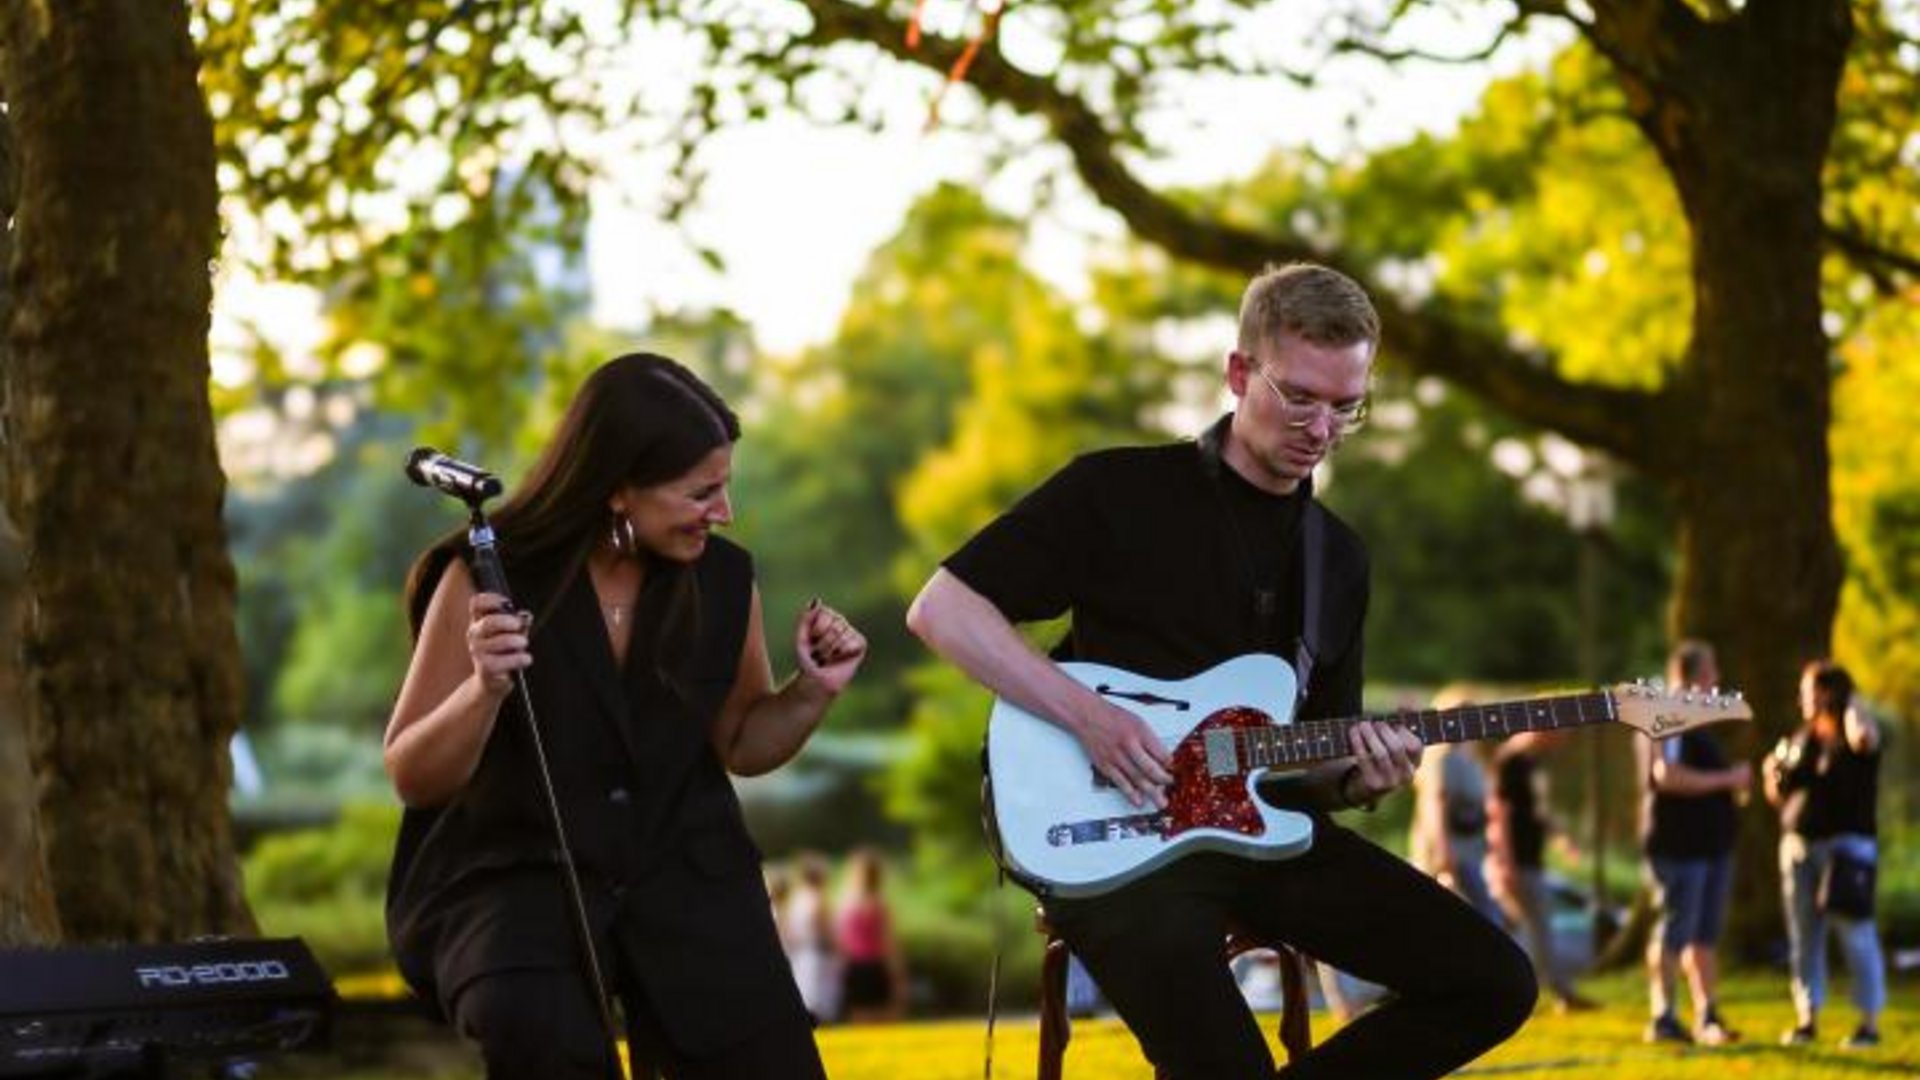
[[907, 263, 1536, 1080], [1764, 658, 1886, 1049], [1635, 640, 1750, 1045], [384, 353, 868, 1079], [1487, 730, 1595, 1013]]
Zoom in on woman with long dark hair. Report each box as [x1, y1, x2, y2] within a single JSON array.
[[384, 353, 866, 1078]]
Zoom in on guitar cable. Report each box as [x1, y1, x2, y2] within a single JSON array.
[[981, 867, 1005, 1080]]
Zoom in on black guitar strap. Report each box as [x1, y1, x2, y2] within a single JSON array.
[[1295, 501, 1325, 712], [1198, 414, 1327, 708]]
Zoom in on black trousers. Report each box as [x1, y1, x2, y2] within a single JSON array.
[[449, 950, 826, 1080], [1045, 824, 1537, 1080]]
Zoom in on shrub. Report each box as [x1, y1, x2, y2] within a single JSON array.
[[244, 800, 402, 977], [897, 896, 1045, 1015]]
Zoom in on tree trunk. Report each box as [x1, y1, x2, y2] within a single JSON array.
[[0, 99, 62, 948], [1670, 450, 1839, 959], [0, 1, 250, 940], [1667, 387, 1840, 958], [1636, 0, 1851, 960], [0, 492, 58, 945]]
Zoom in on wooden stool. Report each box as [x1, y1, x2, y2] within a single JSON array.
[[1035, 910, 1314, 1079]]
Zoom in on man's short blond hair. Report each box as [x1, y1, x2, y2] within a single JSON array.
[[1237, 262, 1381, 355]]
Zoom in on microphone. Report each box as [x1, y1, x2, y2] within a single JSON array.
[[405, 447, 503, 503]]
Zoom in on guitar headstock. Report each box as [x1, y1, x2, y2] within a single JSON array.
[[1609, 681, 1753, 739]]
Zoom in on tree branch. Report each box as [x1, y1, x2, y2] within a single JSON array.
[[364, 0, 481, 123], [795, 0, 1316, 270], [1579, 0, 1690, 101], [1825, 223, 1920, 296], [1382, 301, 1673, 470], [1331, 5, 1544, 66], [791, 0, 1672, 469]]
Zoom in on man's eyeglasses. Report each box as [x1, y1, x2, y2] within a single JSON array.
[[1242, 357, 1369, 435]]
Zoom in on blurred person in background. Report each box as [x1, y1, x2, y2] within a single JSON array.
[[783, 852, 842, 1026], [1488, 729, 1596, 1014], [834, 847, 908, 1023], [1408, 685, 1502, 925], [1766, 658, 1885, 1049], [1636, 640, 1750, 1046], [765, 864, 792, 947]]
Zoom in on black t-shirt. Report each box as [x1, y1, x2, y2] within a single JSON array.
[[1495, 751, 1546, 870], [1643, 730, 1739, 859], [1780, 729, 1882, 840], [941, 417, 1369, 723]]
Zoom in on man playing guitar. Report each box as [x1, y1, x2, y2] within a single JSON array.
[[907, 263, 1538, 1079]]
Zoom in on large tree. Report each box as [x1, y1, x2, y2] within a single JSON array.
[[0, 1, 247, 941]]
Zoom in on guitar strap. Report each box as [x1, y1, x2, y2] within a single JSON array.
[[1295, 502, 1325, 712], [1197, 414, 1326, 707]]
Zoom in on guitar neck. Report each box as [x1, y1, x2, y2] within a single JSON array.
[[1235, 690, 1617, 772]]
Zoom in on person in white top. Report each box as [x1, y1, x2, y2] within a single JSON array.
[[781, 852, 842, 1025]]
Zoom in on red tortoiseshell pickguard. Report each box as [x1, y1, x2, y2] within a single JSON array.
[[1161, 706, 1275, 839]]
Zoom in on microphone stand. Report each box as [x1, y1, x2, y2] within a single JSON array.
[[461, 498, 630, 1080]]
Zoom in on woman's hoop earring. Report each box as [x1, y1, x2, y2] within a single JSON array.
[[610, 512, 638, 557]]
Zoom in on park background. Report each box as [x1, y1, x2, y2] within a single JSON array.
[[2, 0, 1918, 1075]]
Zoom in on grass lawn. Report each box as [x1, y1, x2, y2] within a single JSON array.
[[307, 968, 1913, 1078], [816, 969, 1914, 1079]]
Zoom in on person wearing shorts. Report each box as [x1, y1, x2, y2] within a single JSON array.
[[1637, 640, 1749, 1045]]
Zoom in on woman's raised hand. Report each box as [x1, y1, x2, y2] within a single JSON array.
[[796, 598, 866, 694]]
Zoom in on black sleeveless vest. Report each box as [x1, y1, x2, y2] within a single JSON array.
[[385, 536, 793, 1052]]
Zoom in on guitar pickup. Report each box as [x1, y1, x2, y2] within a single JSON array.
[[1204, 728, 1239, 777]]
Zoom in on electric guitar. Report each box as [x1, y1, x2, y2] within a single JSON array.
[[985, 652, 1751, 898]]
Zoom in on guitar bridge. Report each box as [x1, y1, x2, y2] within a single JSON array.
[[1047, 814, 1170, 847]]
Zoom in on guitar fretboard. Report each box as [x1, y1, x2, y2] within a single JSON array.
[[1234, 691, 1616, 771]]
